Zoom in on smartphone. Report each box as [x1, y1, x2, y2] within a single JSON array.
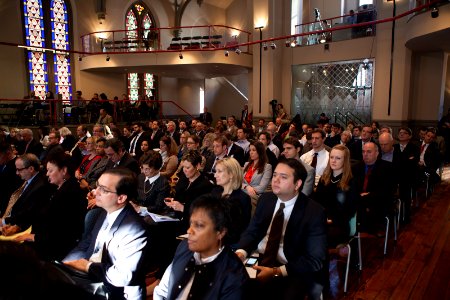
[[245, 257, 258, 267]]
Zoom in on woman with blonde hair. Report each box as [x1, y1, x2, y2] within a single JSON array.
[[74, 136, 101, 180], [159, 136, 179, 178], [200, 132, 216, 161], [213, 157, 251, 245], [313, 144, 358, 248]]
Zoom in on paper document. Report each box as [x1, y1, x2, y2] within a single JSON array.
[[147, 212, 179, 222], [0, 226, 32, 242]]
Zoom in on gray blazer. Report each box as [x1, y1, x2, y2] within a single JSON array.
[[82, 157, 110, 189], [242, 162, 272, 195], [300, 160, 315, 196]]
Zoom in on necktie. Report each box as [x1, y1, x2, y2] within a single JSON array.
[[144, 179, 152, 193], [363, 165, 373, 193], [311, 152, 318, 168], [261, 203, 285, 267], [2, 181, 27, 218], [90, 219, 110, 262], [420, 144, 425, 154], [211, 157, 219, 173]]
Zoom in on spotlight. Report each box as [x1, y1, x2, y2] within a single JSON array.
[[262, 43, 268, 51], [78, 56, 82, 61], [106, 55, 110, 61], [235, 48, 241, 55], [285, 40, 291, 47], [324, 43, 330, 50], [179, 53, 183, 59], [319, 34, 326, 44], [431, 6, 439, 18], [270, 42, 276, 50], [290, 40, 297, 48], [224, 50, 229, 57]]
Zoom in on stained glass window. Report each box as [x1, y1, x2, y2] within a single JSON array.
[[125, 2, 157, 101], [23, 0, 72, 102], [51, 0, 72, 103], [24, 0, 48, 99]]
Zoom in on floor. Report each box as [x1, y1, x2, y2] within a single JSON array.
[[328, 165, 450, 299]]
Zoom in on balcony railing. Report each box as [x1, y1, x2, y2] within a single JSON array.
[[80, 25, 251, 55], [294, 7, 377, 46]]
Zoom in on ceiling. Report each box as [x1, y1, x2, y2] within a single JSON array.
[[202, 0, 234, 9]]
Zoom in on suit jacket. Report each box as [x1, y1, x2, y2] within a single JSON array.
[[82, 157, 110, 189], [349, 139, 380, 161], [5, 172, 54, 231], [166, 131, 180, 145], [32, 177, 87, 261], [70, 135, 88, 168], [300, 160, 315, 197], [20, 138, 43, 157], [0, 157, 22, 214], [238, 192, 327, 281], [199, 112, 213, 125], [64, 204, 149, 300], [422, 141, 440, 173], [393, 142, 419, 184], [150, 129, 165, 149], [108, 152, 140, 175], [128, 131, 150, 161], [228, 143, 245, 166], [136, 174, 170, 214], [242, 162, 272, 195]]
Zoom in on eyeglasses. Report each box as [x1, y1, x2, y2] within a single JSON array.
[[16, 167, 27, 172], [95, 182, 118, 194]]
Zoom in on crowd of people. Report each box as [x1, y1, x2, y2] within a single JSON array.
[[0, 109, 447, 299]]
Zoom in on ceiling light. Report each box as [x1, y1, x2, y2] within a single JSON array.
[[262, 43, 268, 51], [106, 55, 110, 61], [290, 40, 297, 48], [270, 42, 276, 49], [235, 48, 241, 55], [319, 34, 326, 44], [179, 52, 183, 59], [224, 50, 229, 57]]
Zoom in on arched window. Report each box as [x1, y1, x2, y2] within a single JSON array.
[[22, 0, 73, 101], [125, 2, 157, 102]]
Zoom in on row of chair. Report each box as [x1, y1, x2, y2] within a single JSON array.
[[167, 35, 223, 50]]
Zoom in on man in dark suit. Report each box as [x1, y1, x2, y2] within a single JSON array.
[[350, 124, 377, 161], [0, 142, 22, 214], [18, 128, 43, 157], [236, 159, 327, 300], [199, 107, 213, 126], [128, 122, 150, 160], [224, 132, 245, 166], [353, 142, 396, 234], [104, 138, 140, 175], [63, 168, 149, 300], [1, 153, 53, 236], [69, 125, 89, 167], [418, 128, 441, 184], [203, 135, 228, 181], [393, 127, 419, 223], [241, 104, 249, 124], [165, 121, 180, 145], [149, 120, 165, 149]]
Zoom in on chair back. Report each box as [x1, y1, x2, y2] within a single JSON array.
[[349, 213, 357, 236]]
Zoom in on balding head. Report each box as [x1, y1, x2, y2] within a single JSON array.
[[21, 128, 33, 142], [378, 132, 394, 154]]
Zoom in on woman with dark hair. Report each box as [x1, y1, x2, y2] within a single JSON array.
[[159, 136, 179, 178], [164, 151, 213, 232], [242, 141, 272, 200], [154, 195, 249, 299], [14, 152, 87, 261], [313, 144, 358, 248]]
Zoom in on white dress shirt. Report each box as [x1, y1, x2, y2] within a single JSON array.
[[300, 148, 329, 185]]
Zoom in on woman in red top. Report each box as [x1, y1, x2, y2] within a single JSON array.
[[74, 136, 101, 180]]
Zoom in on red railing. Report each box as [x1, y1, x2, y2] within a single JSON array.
[[80, 25, 252, 55], [0, 98, 194, 127]]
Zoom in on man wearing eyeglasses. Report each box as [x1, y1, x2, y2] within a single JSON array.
[[63, 168, 149, 300], [1, 153, 52, 236]]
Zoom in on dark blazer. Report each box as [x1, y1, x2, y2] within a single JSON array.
[[393, 142, 419, 184], [149, 129, 165, 149], [422, 141, 441, 174], [211, 187, 252, 245], [228, 143, 245, 166], [108, 152, 140, 175], [0, 157, 22, 214], [166, 131, 180, 145], [5, 172, 54, 231], [349, 139, 380, 161], [199, 112, 213, 125], [64, 204, 149, 300], [136, 173, 171, 213], [61, 134, 77, 152], [19, 138, 43, 157], [70, 135, 88, 167], [32, 177, 87, 261], [128, 131, 150, 161], [238, 192, 327, 279], [82, 157, 110, 189], [165, 240, 248, 300]]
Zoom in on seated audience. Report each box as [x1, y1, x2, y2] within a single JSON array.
[[236, 159, 327, 300], [79, 137, 109, 190], [75, 136, 101, 180], [418, 127, 441, 184], [200, 132, 216, 161], [63, 168, 149, 300], [242, 141, 272, 205], [300, 129, 330, 185], [257, 131, 279, 171], [15, 152, 87, 261], [212, 157, 252, 244], [153, 195, 249, 299], [313, 145, 358, 248], [104, 138, 140, 175]]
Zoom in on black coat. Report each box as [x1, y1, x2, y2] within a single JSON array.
[[136, 173, 171, 214], [0, 157, 22, 214], [228, 143, 245, 166]]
